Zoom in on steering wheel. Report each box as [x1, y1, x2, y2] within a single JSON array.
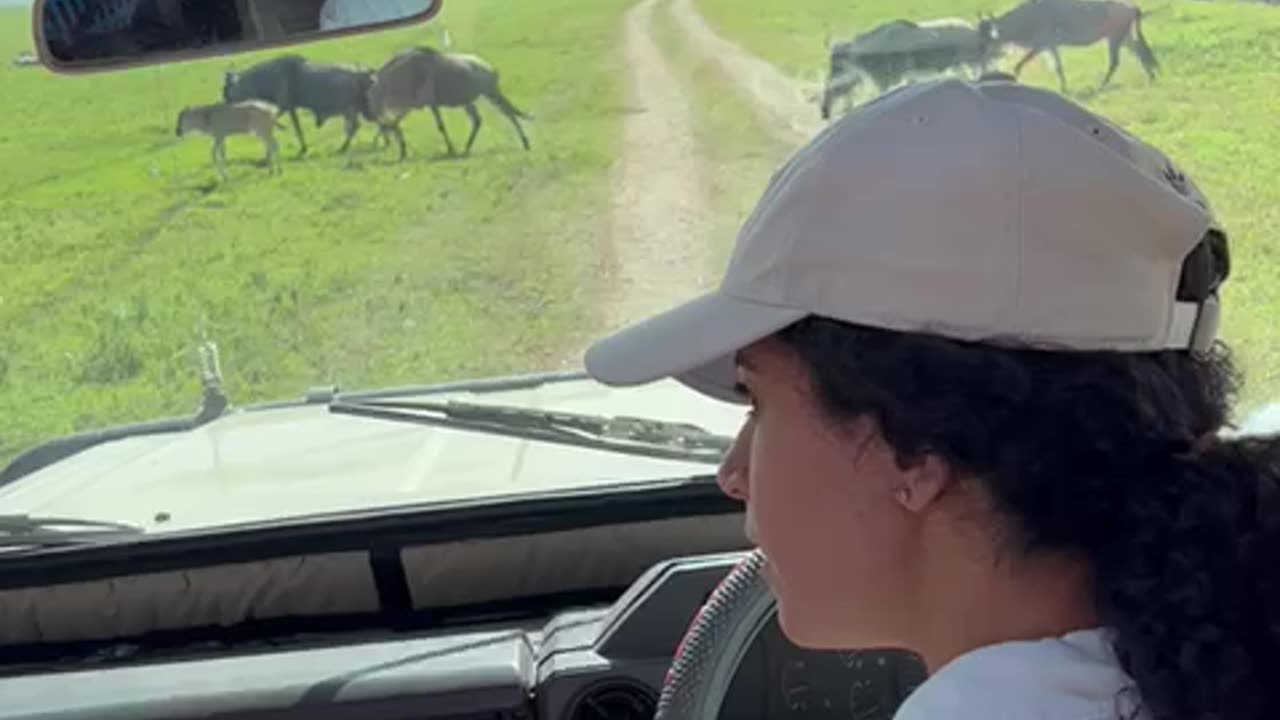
[[655, 550, 924, 720], [655, 551, 775, 718]]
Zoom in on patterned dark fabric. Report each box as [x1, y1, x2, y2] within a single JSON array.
[[41, 0, 245, 62], [42, 0, 142, 45]]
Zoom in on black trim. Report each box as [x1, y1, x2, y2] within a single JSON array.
[[370, 546, 414, 628], [0, 479, 735, 589], [1177, 229, 1230, 302]]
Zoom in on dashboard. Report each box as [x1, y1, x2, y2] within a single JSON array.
[[0, 550, 925, 720]]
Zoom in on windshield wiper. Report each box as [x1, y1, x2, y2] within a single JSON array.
[[0, 514, 145, 549], [327, 399, 732, 465]]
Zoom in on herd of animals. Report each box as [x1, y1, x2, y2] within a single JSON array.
[[174, 45, 532, 178], [173, 0, 1160, 178], [819, 0, 1162, 118]]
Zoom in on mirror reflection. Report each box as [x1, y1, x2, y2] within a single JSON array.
[[39, 0, 436, 65]]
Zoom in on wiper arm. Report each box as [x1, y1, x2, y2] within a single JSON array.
[[0, 514, 145, 549], [328, 399, 732, 465]]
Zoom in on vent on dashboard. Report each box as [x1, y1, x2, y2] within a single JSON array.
[[565, 678, 658, 720]]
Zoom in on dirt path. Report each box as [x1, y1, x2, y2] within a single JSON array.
[[670, 0, 823, 149], [562, 0, 814, 369], [589, 0, 716, 345]]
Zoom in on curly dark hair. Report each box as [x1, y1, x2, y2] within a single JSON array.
[[774, 315, 1280, 720]]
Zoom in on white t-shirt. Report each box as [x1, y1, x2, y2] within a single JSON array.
[[318, 0, 431, 31], [893, 627, 1150, 720]]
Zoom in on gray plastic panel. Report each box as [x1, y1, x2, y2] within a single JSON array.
[[594, 551, 748, 659], [0, 551, 753, 720], [0, 626, 536, 720], [534, 552, 749, 720]]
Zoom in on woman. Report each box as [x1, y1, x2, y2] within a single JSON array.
[[585, 76, 1280, 719]]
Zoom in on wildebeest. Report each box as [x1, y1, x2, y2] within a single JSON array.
[[365, 46, 532, 161], [979, 0, 1159, 93], [175, 100, 283, 179], [222, 54, 382, 156], [821, 17, 999, 119]]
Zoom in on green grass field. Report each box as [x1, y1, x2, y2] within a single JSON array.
[[695, 0, 1280, 416], [0, 0, 631, 465], [3, 0, 1279, 468]]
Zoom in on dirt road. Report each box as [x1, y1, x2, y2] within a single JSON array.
[[671, 0, 823, 149], [564, 0, 815, 369], [603, 0, 717, 335]]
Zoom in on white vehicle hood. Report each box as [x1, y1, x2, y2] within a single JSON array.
[[0, 375, 748, 533]]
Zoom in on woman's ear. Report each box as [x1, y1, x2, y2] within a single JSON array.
[[892, 454, 953, 513]]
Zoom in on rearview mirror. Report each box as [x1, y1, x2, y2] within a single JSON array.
[[33, 0, 443, 73]]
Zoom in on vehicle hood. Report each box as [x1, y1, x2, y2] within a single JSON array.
[[0, 375, 747, 533]]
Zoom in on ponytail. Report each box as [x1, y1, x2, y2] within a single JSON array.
[[1092, 435, 1280, 719]]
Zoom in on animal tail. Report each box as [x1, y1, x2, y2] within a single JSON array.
[[1130, 7, 1160, 71], [485, 87, 532, 120]]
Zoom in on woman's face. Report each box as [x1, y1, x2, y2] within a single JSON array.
[[718, 337, 924, 650]]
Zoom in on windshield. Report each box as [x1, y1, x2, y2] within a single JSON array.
[[2, 0, 1277, 531]]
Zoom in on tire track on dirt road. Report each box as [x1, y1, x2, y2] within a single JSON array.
[[562, 0, 813, 370], [670, 0, 823, 149], [563, 0, 714, 368]]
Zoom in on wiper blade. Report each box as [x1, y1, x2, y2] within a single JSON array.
[[0, 514, 145, 549], [328, 399, 732, 465]]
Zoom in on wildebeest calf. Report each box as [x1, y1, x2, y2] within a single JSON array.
[[366, 46, 532, 161], [175, 100, 282, 179]]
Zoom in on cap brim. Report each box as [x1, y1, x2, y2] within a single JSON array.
[[584, 291, 807, 404]]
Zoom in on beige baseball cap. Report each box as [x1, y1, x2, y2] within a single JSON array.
[[584, 77, 1227, 404]]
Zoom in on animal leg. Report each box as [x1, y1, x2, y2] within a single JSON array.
[[1012, 47, 1040, 77], [1101, 35, 1123, 89], [264, 134, 280, 175], [339, 114, 358, 154], [287, 109, 307, 157], [373, 113, 402, 151], [1128, 38, 1158, 82], [506, 109, 530, 151], [392, 123, 409, 162], [463, 103, 482, 155], [430, 106, 457, 157], [1047, 46, 1068, 93], [483, 90, 532, 149], [213, 138, 228, 181], [1129, 13, 1160, 82], [820, 72, 856, 120]]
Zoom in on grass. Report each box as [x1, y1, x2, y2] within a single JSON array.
[[0, 0, 632, 467], [5, 0, 1279, 470], [694, 0, 1280, 416]]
